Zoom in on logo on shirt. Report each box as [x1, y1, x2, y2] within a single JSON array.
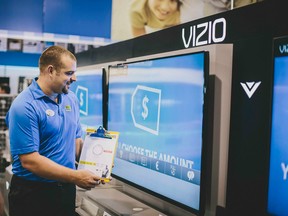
[[65, 105, 71, 112], [46, 109, 55, 117]]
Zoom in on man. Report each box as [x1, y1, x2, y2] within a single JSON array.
[[6, 46, 102, 216]]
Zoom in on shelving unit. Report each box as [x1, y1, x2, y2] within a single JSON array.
[[0, 94, 16, 171]]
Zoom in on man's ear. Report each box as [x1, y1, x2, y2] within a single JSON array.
[[47, 65, 54, 75]]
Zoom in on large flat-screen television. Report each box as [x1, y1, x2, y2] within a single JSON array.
[[69, 68, 104, 134], [107, 51, 209, 215], [268, 36, 288, 216]]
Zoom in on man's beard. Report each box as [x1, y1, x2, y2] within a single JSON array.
[[62, 81, 72, 94], [62, 85, 69, 94]]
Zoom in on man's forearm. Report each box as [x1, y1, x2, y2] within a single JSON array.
[[19, 151, 78, 183], [75, 138, 83, 162], [19, 151, 102, 190]]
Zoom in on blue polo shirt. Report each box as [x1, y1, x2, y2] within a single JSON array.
[[6, 78, 82, 182]]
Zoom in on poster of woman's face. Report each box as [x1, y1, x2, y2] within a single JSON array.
[[111, 0, 262, 41]]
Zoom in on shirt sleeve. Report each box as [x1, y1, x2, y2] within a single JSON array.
[[7, 100, 39, 155], [73, 92, 83, 139], [76, 117, 82, 139]]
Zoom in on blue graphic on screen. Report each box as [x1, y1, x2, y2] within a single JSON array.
[[108, 52, 207, 211], [268, 55, 288, 216], [69, 71, 103, 132]]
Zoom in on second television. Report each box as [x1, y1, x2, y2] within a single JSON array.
[[267, 35, 288, 216], [69, 68, 104, 133], [107, 50, 210, 215]]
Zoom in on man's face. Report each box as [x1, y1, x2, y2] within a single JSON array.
[[148, 0, 178, 21], [52, 55, 77, 94]]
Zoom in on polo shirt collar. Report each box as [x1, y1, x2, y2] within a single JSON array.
[[30, 78, 62, 102]]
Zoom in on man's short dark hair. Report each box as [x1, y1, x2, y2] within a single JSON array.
[[39, 45, 76, 73]]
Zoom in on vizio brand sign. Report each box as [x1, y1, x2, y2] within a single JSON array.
[[182, 17, 227, 48], [279, 44, 288, 54], [240, 81, 261, 99]]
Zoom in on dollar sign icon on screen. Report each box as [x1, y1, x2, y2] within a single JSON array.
[[79, 92, 84, 106], [131, 85, 161, 135], [75, 85, 88, 116], [141, 95, 149, 120]]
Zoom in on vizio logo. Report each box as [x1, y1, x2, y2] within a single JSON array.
[[279, 45, 288, 54], [240, 81, 261, 99]]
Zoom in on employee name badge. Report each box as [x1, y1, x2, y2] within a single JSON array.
[[78, 126, 119, 182]]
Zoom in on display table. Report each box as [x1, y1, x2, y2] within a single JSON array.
[[75, 184, 166, 216]]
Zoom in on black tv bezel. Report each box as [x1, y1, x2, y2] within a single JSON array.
[[105, 50, 211, 215], [102, 67, 108, 130]]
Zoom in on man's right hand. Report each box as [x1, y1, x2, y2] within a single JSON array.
[[74, 169, 102, 190]]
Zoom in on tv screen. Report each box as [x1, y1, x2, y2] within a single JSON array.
[[107, 51, 209, 214], [268, 36, 288, 216], [69, 69, 104, 133]]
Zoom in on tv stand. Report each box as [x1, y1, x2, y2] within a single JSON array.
[[76, 186, 167, 216]]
